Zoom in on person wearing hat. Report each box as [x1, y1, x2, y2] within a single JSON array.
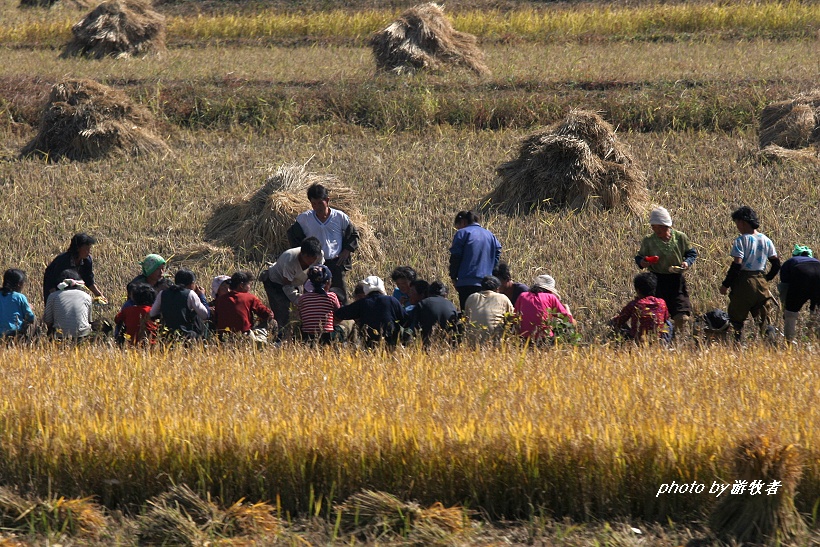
[[334, 275, 405, 347], [297, 265, 340, 344], [778, 244, 820, 341], [719, 206, 780, 340], [130, 253, 171, 296], [514, 274, 575, 343], [43, 269, 93, 340], [635, 206, 698, 338]]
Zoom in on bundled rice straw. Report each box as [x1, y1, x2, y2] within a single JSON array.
[[759, 92, 820, 149], [61, 0, 166, 60], [205, 163, 380, 263], [370, 3, 489, 75], [758, 144, 820, 164], [20, 79, 170, 162], [484, 110, 648, 215]]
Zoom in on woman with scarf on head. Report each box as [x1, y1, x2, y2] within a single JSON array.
[[778, 244, 820, 342], [44, 269, 93, 340], [514, 274, 575, 343]]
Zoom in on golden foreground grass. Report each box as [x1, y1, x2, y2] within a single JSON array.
[[1, 343, 819, 523]]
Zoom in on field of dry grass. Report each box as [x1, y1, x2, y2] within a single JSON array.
[[1, 0, 820, 543]]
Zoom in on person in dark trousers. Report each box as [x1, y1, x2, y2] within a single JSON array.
[[43, 233, 105, 303], [719, 206, 780, 341], [778, 244, 820, 342], [449, 210, 502, 310], [287, 184, 359, 304], [334, 276, 404, 347], [150, 269, 210, 340], [406, 281, 460, 347]]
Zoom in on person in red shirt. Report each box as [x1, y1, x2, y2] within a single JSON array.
[[611, 272, 671, 343], [114, 283, 157, 346], [214, 271, 274, 335]]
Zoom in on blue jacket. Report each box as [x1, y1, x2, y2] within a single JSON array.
[[0, 290, 35, 335], [449, 223, 502, 288]]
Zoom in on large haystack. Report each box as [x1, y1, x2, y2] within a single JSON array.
[[484, 110, 648, 215], [205, 163, 381, 263], [20, 79, 170, 162], [61, 0, 166, 60], [370, 3, 489, 75], [759, 92, 820, 149]]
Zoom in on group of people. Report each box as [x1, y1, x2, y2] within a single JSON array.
[[1, 185, 818, 347]]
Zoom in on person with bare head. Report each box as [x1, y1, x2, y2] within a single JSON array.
[[449, 210, 502, 310], [492, 262, 529, 307], [43, 233, 104, 303], [1, 269, 36, 339]]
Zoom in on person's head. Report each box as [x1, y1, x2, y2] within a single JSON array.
[[58, 269, 84, 291], [390, 266, 417, 294], [731, 206, 760, 232], [454, 210, 480, 229], [174, 269, 196, 289], [307, 264, 333, 293], [229, 271, 254, 292], [211, 275, 231, 299], [140, 254, 166, 280], [481, 275, 501, 292], [353, 282, 366, 301], [67, 233, 97, 260], [360, 276, 386, 296], [531, 274, 559, 298], [408, 279, 429, 304], [428, 281, 448, 298], [633, 272, 657, 298], [307, 184, 330, 216], [2, 268, 26, 296], [300, 237, 323, 261], [131, 283, 156, 307], [649, 207, 673, 239], [493, 262, 512, 284], [792, 244, 813, 258]]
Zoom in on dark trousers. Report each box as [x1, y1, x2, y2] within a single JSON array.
[[456, 285, 482, 311], [327, 258, 348, 305], [262, 279, 292, 338]]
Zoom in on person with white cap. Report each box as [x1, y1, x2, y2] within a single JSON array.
[[635, 206, 698, 338], [514, 274, 575, 343], [334, 275, 405, 347]]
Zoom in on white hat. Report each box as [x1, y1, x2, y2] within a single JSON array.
[[211, 275, 231, 298], [649, 207, 673, 227], [532, 274, 560, 297], [361, 276, 386, 295]]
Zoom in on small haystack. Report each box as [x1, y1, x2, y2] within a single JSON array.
[[20, 79, 170, 162], [370, 3, 489, 75], [61, 0, 166, 60], [205, 163, 381, 263], [484, 110, 648, 215], [759, 92, 820, 149]]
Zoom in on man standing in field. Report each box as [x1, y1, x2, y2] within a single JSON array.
[[719, 206, 780, 341], [288, 184, 359, 304]]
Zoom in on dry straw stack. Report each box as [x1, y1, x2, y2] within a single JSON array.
[[61, 0, 166, 60], [484, 110, 648, 215], [758, 92, 820, 163], [20, 79, 170, 162], [709, 432, 806, 545], [370, 3, 489, 75], [205, 163, 380, 263]]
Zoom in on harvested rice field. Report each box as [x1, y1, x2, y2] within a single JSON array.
[[1, 0, 820, 544]]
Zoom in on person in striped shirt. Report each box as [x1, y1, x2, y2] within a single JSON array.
[[297, 265, 340, 344]]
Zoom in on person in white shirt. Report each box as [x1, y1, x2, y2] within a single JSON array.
[[287, 184, 359, 304], [44, 269, 92, 340]]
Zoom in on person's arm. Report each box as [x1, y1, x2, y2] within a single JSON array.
[[765, 256, 781, 281], [80, 258, 103, 298], [149, 292, 163, 319], [341, 218, 360, 254], [334, 299, 362, 321], [720, 257, 743, 294], [251, 296, 273, 324], [287, 220, 307, 248], [610, 301, 635, 329], [187, 289, 210, 319], [494, 237, 502, 268]]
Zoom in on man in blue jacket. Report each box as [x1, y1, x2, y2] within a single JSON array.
[[449, 210, 502, 310]]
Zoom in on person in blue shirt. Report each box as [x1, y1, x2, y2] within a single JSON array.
[[1, 269, 36, 339], [449, 210, 502, 310]]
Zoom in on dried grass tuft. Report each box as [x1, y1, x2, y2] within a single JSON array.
[[205, 163, 380, 263], [370, 3, 489, 75], [138, 484, 221, 545], [759, 92, 820, 149], [20, 78, 170, 162], [757, 144, 820, 164], [61, 0, 166, 60], [0, 487, 106, 538], [709, 432, 807, 546], [484, 110, 648, 215]]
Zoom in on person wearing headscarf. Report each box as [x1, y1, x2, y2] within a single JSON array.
[[514, 274, 575, 342], [130, 254, 171, 296], [296, 264, 340, 344], [719, 206, 780, 341], [778, 244, 820, 341], [44, 269, 93, 340], [334, 276, 404, 347], [635, 206, 697, 338]]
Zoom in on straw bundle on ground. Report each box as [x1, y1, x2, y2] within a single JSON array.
[[484, 110, 648, 215], [20, 79, 170, 162], [758, 143, 820, 164], [759, 93, 820, 149], [205, 163, 381, 263], [61, 0, 166, 60], [709, 432, 806, 545], [370, 3, 489, 75]]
